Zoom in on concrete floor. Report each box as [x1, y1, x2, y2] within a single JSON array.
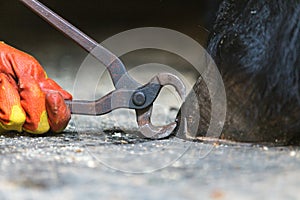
[[1, 128, 300, 200]]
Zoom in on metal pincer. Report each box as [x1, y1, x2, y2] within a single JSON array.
[[20, 0, 186, 139]]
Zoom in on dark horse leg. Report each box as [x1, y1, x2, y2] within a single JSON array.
[[179, 0, 300, 144]]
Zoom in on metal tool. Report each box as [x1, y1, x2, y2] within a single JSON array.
[[19, 0, 186, 139]]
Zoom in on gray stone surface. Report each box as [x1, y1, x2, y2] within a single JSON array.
[[1, 126, 300, 200]]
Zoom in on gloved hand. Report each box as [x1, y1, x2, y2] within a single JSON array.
[[0, 42, 72, 134]]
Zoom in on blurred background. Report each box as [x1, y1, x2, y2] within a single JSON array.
[[0, 0, 220, 97], [1, 0, 219, 46]]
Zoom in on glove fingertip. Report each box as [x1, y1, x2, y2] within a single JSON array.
[[45, 91, 71, 133]]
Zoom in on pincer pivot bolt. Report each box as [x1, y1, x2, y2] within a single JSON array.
[[132, 91, 146, 106]]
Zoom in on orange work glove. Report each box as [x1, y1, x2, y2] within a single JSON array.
[[0, 42, 72, 134]]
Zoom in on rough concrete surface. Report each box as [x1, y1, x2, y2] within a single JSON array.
[[1, 127, 300, 200]]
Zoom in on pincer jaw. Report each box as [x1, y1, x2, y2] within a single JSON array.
[[136, 73, 186, 139]]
